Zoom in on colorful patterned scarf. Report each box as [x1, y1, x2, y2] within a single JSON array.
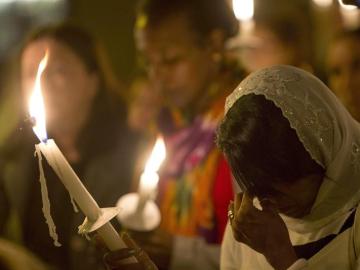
[[158, 97, 226, 243]]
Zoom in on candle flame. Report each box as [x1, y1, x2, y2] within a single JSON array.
[[139, 136, 166, 195], [145, 136, 166, 173], [338, 0, 357, 10], [338, 0, 359, 29], [29, 53, 48, 142], [313, 0, 332, 7], [232, 0, 254, 22]]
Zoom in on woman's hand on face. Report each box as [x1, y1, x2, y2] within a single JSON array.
[[230, 193, 298, 270]]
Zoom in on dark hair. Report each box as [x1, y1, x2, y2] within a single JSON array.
[[216, 94, 323, 197], [136, 0, 238, 41], [21, 23, 120, 94]]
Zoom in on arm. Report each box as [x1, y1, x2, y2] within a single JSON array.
[[230, 193, 298, 270], [220, 222, 238, 270]]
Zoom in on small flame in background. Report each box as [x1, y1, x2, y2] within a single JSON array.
[[338, 0, 359, 29], [29, 52, 48, 142], [313, 0, 333, 7], [338, 0, 357, 10], [232, 0, 254, 22], [144, 136, 166, 173], [140, 136, 166, 190]]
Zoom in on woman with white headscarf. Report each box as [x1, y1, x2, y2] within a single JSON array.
[[217, 65, 360, 270]]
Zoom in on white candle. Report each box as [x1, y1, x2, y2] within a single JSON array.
[[29, 53, 134, 261], [36, 139, 127, 250], [137, 171, 159, 212], [136, 137, 165, 213], [232, 0, 254, 38], [338, 0, 360, 29], [312, 0, 333, 8]]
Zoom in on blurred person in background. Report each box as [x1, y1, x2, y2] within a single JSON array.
[[126, 75, 162, 188], [106, 0, 246, 269], [127, 75, 160, 135], [326, 27, 360, 122], [240, 14, 312, 73], [0, 23, 136, 270]]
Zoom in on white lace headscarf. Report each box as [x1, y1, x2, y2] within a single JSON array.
[[225, 65, 360, 245]]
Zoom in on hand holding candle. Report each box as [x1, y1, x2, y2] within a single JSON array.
[[28, 53, 135, 262]]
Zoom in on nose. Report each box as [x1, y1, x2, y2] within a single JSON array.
[[149, 62, 168, 82], [148, 62, 171, 92]]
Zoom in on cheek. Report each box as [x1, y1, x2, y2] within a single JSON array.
[[21, 78, 35, 100], [178, 57, 212, 91], [43, 73, 90, 111]]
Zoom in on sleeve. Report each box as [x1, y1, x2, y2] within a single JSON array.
[[220, 222, 238, 270], [170, 235, 220, 270], [213, 155, 234, 242]]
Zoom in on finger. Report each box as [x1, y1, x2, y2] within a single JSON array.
[[231, 223, 251, 245], [121, 232, 158, 269], [103, 248, 137, 268], [234, 192, 243, 212], [92, 233, 111, 255], [240, 192, 264, 214], [134, 247, 159, 269], [238, 192, 254, 213], [260, 198, 278, 213], [121, 232, 140, 249]]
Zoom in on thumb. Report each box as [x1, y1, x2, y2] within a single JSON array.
[[260, 198, 278, 213], [234, 192, 244, 211]]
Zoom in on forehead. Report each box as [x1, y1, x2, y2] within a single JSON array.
[[22, 38, 49, 68], [22, 38, 83, 69], [135, 14, 199, 52]]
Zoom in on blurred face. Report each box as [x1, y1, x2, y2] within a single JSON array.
[[241, 25, 294, 73], [128, 78, 160, 132], [327, 37, 360, 120], [21, 38, 98, 132], [135, 15, 217, 111]]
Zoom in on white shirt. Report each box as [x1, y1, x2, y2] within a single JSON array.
[[220, 217, 360, 270]]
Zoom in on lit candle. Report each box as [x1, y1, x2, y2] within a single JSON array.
[[29, 54, 133, 257], [232, 0, 254, 39], [136, 137, 166, 212], [116, 137, 165, 232], [312, 0, 333, 8], [338, 0, 359, 29]]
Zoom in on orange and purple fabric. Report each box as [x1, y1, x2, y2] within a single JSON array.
[[158, 97, 233, 244]]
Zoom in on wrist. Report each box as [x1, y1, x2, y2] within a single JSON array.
[[267, 246, 298, 270]]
